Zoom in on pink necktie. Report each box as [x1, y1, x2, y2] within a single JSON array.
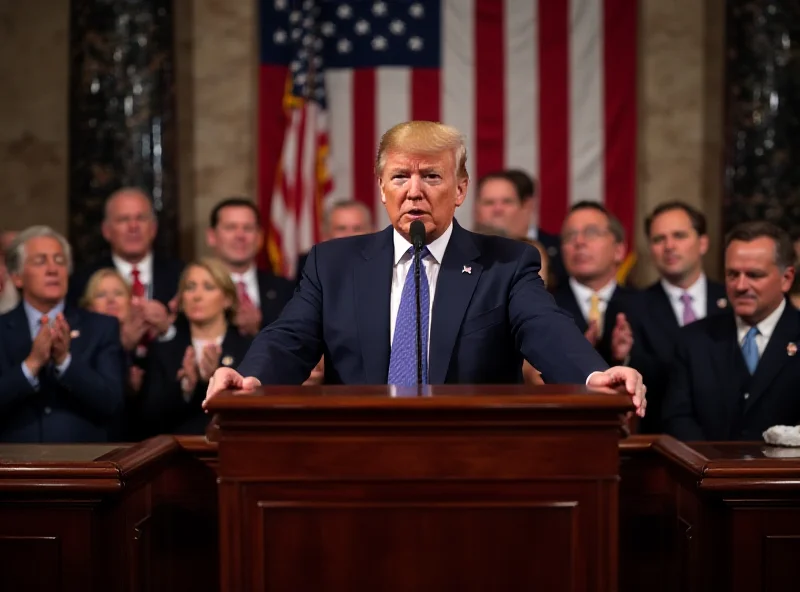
[[237, 281, 252, 306], [680, 292, 697, 326]]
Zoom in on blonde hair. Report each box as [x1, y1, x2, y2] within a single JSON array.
[[375, 121, 468, 181], [177, 257, 239, 316], [79, 268, 131, 309]]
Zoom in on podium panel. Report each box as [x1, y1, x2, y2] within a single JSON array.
[[207, 385, 633, 592]]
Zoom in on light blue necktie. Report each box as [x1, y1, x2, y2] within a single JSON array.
[[388, 247, 430, 386], [742, 326, 760, 375]]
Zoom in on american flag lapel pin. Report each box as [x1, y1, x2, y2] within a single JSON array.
[[787, 343, 797, 357], [462, 265, 472, 275]]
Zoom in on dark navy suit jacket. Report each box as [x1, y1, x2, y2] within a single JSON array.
[[255, 270, 295, 328], [0, 304, 124, 442], [663, 302, 800, 441], [238, 221, 608, 385], [630, 279, 728, 433]]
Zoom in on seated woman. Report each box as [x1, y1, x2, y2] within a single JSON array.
[[519, 239, 550, 386], [141, 258, 252, 436]]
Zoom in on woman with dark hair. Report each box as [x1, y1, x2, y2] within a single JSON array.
[[141, 258, 252, 435]]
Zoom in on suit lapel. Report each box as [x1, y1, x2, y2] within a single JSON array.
[[649, 283, 680, 335], [5, 304, 33, 360], [707, 314, 743, 426], [746, 303, 799, 410], [429, 223, 481, 384], [353, 228, 394, 383]]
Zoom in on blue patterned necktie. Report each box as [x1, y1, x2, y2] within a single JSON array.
[[388, 247, 430, 386], [741, 326, 760, 374]]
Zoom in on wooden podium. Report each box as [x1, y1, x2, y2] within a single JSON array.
[[206, 385, 633, 592]]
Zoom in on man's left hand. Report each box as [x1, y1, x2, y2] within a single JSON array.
[[587, 366, 646, 417], [50, 313, 72, 365]]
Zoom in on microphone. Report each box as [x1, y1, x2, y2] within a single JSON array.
[[409, 220, 426, 386]]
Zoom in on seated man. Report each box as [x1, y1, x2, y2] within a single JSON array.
[[0, 226, 124, 442], [663, 221, 800, 441]]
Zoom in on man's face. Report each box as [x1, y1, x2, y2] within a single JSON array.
[[474, 178, 526, 236], [102, 191, 157, 260], [648, 209, 708, 282], [12, 236, 69, 305], [725, 237, 793, 324], [379, 149, 468, 243], [561, 208, 624, 283], [326, 206, 372, 240], [206, 206, 262, 267]]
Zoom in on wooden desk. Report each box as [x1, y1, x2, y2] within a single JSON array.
[[206, 385, 634, 592], [655, 438, 800, 592], [0, 436, 218, 592]]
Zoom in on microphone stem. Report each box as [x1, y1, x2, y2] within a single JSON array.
[[414, 245, 423, 386]]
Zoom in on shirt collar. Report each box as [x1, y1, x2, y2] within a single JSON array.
[[393, 222, 454, 266], [112, 252, 153, 282], [23, 299, 65, 330], [661, 273, 706, 303], [231, 265, 258, 284], [736, 298, 786, 344], [569, 277, 617, 303]]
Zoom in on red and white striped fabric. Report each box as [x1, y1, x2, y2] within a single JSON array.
[[259, 0, 637, 276]]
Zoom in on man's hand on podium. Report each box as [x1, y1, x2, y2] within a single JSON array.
[[586, 366, 647, 418], [202, 368, 262, 411]]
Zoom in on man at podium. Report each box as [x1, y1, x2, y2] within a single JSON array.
[[204, 121, 646, 416]]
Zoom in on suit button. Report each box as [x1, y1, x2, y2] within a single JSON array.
[[43, 406, 52, 415], [743, 393, 750, 400]]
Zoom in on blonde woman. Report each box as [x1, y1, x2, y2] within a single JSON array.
[[142, 258, 252, 435]]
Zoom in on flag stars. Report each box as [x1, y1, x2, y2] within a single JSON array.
[[289, 10, 301, 24], [372, 35, 388, 51], [303, 16, 313, 28], [355, 19, 370, 35], [291, 27, 302, 41], [372, 1, 388, 17], [274, 0, 287, 11], [408, 36, 423, 51], [337, 4, 353, 19], [290, 60, 301, 72], [409, 2, 424, 18], [273, 29, 287, 44], [302, 0, 312, 9], [337, 38, 352, 53], [389, 19, 406, 35], [321, 21, 336, 37], [303, 34, 314, 47]]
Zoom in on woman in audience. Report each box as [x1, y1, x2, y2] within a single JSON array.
[[141, 258, 252, 436], [520, 239, 550, 386]]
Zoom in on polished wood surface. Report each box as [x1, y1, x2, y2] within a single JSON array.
[[0, 436, 218, 592], [210, 385, 633, 592]]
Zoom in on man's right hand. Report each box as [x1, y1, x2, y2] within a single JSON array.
[[24, 315, 53, 376], [202, 367, 261, 410]]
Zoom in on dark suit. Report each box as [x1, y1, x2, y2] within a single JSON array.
[[295, 253, 309, 286], [238, 221, 608, 385], [536, 228, 567, 290], [631, 279, 728, 433], [0, 304, 124, 442], [68, 254, 184, 307], [553, 282, 641, 367], [663, 302, 800, 441], [141, 321, 252, 436], [255, 270, 295, 327]]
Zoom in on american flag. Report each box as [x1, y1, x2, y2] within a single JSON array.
[[260, 0, 637, 277]]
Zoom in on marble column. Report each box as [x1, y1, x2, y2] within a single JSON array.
[[69, 0, 178, 265], [723, 0, 800, 235]]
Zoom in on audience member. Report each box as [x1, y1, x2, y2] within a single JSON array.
[[0, 230, 20, 314], [0, 226, 123, 442], [141, 258, 251, 436], [631, 202, 728, 433], [206, 198, 294, 336], [295, 199, 373, 282], [68, 187, 183, 327], [553, 202, 640, 366], [473, 170, 565, 287], [663, 221, 800, 441]]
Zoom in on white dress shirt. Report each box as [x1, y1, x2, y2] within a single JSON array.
[[230, 266, 261, 307], [390, 223, 452, 350], [113, 252, 154, 299], [661, 274, 708, 326], [569, 277, 617, 325], [736, 298, 786, 358]]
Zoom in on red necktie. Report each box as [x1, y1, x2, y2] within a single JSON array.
[[237, 281, 252, 306], [131, 266, 145, 298]]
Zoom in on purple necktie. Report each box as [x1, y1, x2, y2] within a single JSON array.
[[388, 247, 430, 386], [680, 292, 697, 326]]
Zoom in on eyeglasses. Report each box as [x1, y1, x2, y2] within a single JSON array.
[[561, 225, 611, 244]]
